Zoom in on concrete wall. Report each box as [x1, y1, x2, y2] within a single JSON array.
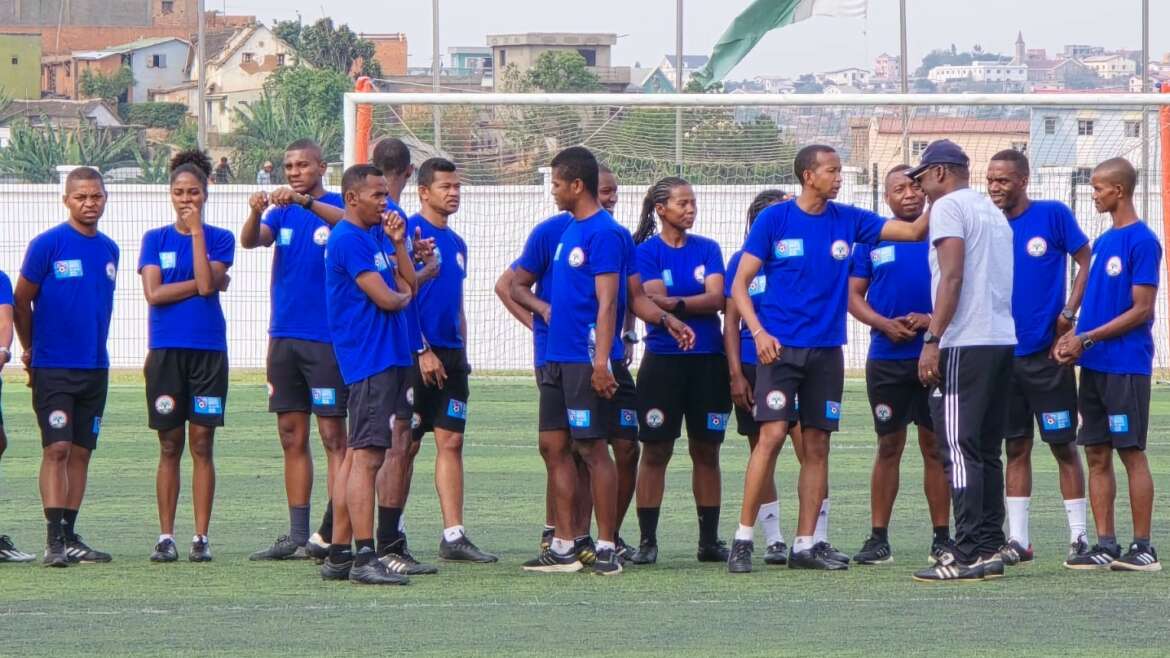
[[0, 32, 41, 98]]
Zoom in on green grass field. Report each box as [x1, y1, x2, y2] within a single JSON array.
[[2, 373, 1169, 657]]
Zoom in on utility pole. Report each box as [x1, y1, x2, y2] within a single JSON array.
[[197, 0, 207, 150], [433, 0, 442, 150], [675, 0, 683, 173]]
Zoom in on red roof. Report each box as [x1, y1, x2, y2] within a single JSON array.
[[875, 118, 1029, 134]]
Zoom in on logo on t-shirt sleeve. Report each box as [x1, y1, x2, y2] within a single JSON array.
[[748, 275, 766, 296], [278, 228, 294, 246], [870, 246, 896, 267], [374, 252, 389, 271], [662, 269, 674, 287], [53, 260, 83, 279], [773, 239, 804, 259]]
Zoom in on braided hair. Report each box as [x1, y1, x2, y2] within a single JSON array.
[[745, 188, 790, 236], [633, 176, 689, 245]]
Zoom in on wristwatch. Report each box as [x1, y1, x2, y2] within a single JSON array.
[[1061, 309, 1078, 323], [1079, 334, 1096, 350], [299, 194, 314, 209], [923, 330, 941, 345], [621, 330, 640, 344]]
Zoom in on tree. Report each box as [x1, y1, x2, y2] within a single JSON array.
[[0, 120, 140, 182], [794, 74, 823, 94], [501, 51, 601, 93], [684, 78, 723, 94], [272, 18, 381, 77], [263, 66, 351, 128], [230, 94, 341, 183], [79, 66, 134, 103]]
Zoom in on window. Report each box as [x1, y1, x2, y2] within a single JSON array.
[[576, 48, 597, 66], [10, 56, 17, 65], [1077, 119, 1094, 136], [1043, 116, 1057, 135], [1073, 167, 1093, 185], [1125, 120, 1141, 138], [911, 140, 929, 158], [148, 54, 166, 68], [161, 0, 174, 13], [276, 53, 286, 67], [498, 49, 506, 68], [242, 52, 255, 64]]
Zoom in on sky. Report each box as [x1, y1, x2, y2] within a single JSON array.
[[220, 0, 1170, 79]]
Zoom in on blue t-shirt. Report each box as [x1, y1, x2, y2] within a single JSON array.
[[742, 200, 886, 348], [325, 220, 412, 384], [514, 213, 574, 367], [544, 210, 629, 364], [137, 224, 234, 352], [409, 214, 468, 350], [0, 270, 11, 306], [261, 192, 343, 343], [725, 250, 765, 366], [1008, 200, 1090, 357], [20, 223, 119, 368], [850, 235, 933, 361], [380, 199, 424, 353], [637, 234, 725, 355], [1077, 221, 1162, 376]]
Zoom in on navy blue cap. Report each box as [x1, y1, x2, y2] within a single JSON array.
[[906, 139, 970, 179]]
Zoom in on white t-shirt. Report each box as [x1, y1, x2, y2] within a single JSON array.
[[929, 187, 1017, 349]]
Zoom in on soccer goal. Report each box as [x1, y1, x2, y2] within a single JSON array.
[[342, 91, 1170, 373]]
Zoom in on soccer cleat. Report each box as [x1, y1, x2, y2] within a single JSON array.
[[978, 555, 1006, 579], [378, 538, 438, 576], [349, 558, 410, 585], [1066, 536, 1091, 564], [727, 539, 753, 573], [439, 534, 498, 563], [540, 526, 554, 552], [574, 536, 597, 566], [853, 535, 893, 565], [592, 547, 622, 575], [249, 535, 306, 561], [43, 539, 69, 568], [912, 553, 984, 583], [305, 533, 330, 562], [522, 547, 583, 573], [930, 537, 957, 565], [998, 540, 1033, 566], [789, 545, 849, 571], [697, 539, 730, 562], [817, 542, 851, 564], [64, 535, 111, 563], [0, 536, 35, 563], [320, 555, 353, 580], [615, 536, 636, 563], [1064, 543, 1121, 570], [1110, 544, 1162, 572], [763, 541, 788, 565], [150, 539, 179, 563], [189, 538, 213, 562], [628, 539, 658, 565]]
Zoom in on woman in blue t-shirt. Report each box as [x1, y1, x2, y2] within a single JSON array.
[[138, 151, 235, 564], [627, 177, 732, 565]]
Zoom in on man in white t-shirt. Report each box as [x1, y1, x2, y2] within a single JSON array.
[[908, 140, 1017, 582]]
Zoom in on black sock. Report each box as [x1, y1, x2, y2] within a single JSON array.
[[354, 539, 376, 565], [376, 507, 403, 549], [1134, 536, 1151, 549], [1099, 534, 1118, 549], [328, 543, 352, 561], [637, 507, 660, 545], [62, 509, 79, 539], [932, 526, 950, 543], [44, 508, 65, 543], [317, 499, 334, 540], [697, 506, 720, 546], [871, 526, 889, 542]]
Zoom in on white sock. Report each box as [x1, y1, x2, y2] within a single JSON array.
[[812, 498, 830, 544], [1064, 498, 1088, 543], [793, 535, 814, 553], [192, 534, 208, 544], [596, 540, 615, 552], [158, 533, 174, 544], [442, 525, 466, 542], [551, 537, 573, 555], [757, 501, 783, 545], [399, 515, 407, 533], [1006, 496, 1031, 546], [735, 523, 754, 541]]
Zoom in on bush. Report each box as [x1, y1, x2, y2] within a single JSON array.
[[120, 102, 189, 129]]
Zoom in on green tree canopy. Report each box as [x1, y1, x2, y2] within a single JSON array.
[[272, 18, 381, 77], [500, 51, 601, 93], [229, 94, 341, 183], [79, 66, 134, 103], [264, 66, 351, 127]]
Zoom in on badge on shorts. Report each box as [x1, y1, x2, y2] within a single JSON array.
[[620, 409, 637, 428], [825, 401, 842, 421], [92, 416, 102, 436], [567, 408, 591, 428], [311, 388, 336, 406], [405, 387, 414, 406], [159, 252, 177, 270], [48, 409, 68, 429], [155, 395, 175, 414], [447, 399, 467, 420], [53, 260, 83, 279], [1041, 410, 1072, 431], [706, 413, 729, 431], [411, 412, 421, 429], [874, 404, 893, 422], [662, 269, 674, 287], [773, 239, 804, 259], [644, 408, 665, 428], [1108, 414, 1129, 433], [278, 228, 294, 246], [193, 396, 224, 415], [765, 391, 786, 411]]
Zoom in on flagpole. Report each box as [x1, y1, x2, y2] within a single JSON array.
[[675, 0, 684, 174], [1141, 0, 1149, 220], [433, 0, 442, 151], [196, 0, 206, 150], [899, 0, 909, 164]]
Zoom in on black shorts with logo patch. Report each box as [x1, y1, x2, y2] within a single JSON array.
[[636, 352, 732, 443], [734, 362, 798, 437], [865, 358, 933, 436], [267, 338, 348, 417], [32, 368, 109, 450], [1004, 350, 1078, 444], [145, 349, 228, 431], [753, 347, 844, 432], [410, 347, 471, 441], [347, 366, 413, 450], [1077, 368, 1150, 451], [537, 361, 629, 440]]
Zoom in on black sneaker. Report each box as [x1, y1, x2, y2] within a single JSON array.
[[998, 540, 1034, 566], [930, 537, 956, 565], [249, 535, 306, 561], [592, 547, 622, 575], [1066, 535, 1091, 564], [150, 538, 178, 563], [763, 541, 788, 565], [979, 555, 1006, 579], [540, 527, 554, 552], [1110, 543, 1162, 572], [615, 536, 636, 563], [697, 539, 730, 562], [818, 541, 851, 564], [0, 535, 35, 563], [912, 551, 984, 582], [629, 539, 658, 565], [378, 538, 438, 576], [853, 535, 893, 565], [439, 534, 498, 563], [1064, 542, 1121, 570], [574, 536, 597, 566], [789, 544, 848, 571], [189, 538, 212, 562], [349, 557, 409, 585], [522, 547, 583, 573], [43, 538, 69, 568], [305, 533, 330, 562], [727, 539, 753, 573], [320, 554, 353, 580]]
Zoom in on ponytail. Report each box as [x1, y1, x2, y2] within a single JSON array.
[[745, 188, 789, 237], [633, 176, 688, 245]]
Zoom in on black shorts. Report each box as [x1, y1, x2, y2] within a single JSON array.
[[753, 347, 844, 432], [734, 362, 799, 437], [610, 361, 638, 441], [266, 338, 347, 417], [410, 348, 471, 441], [1004, 350, 1078, 444], [637, 352, 731, 443], [31, 368, 109, 450], [866, 358, 933, 436], [1077, 368, 1150, 451], [347, 366, 413, 450], [145, 349, 228, 431], [538, 361, 630, 440]]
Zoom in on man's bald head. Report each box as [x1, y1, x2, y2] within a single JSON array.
[[1093, 157, 1137, 197]]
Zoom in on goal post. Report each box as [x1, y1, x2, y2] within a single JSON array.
[[342, 91, 1170, 374]]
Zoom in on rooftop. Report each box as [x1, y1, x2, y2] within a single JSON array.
[[486, 33, 617, 47], [662, 54, 710, 69], [73, 36, 188, 60], [875, 117, 1029, 134]]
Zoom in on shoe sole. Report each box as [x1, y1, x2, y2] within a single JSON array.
[[789, 562, 849, 571], [522, 562, 583, 573], [592, 565, 623, 576], [150, 556, 178, 563], [763, 558, 787, 566], [189, 557, 213, 562], [349, 578, 409, 585], [911, 575, 985, 583], [44, 559, 69, 568], [855, 556, 894, 566], [727, 565, 753, 574], [1063, 561, 1114, 570], [1109, 561, 1163, 572], [441, 556, 499, 563], [983, 571, 1005, 579]]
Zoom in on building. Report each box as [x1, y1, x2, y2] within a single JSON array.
[[927, 61, 1027, 84], [0, 32, 41, 98], [821, 67, 871, 87], [448, 46, 492, 76], [628, 67, 673, 94], [360, 33, 407, 76], [874, 53, 899, 79], [1082, 54, 1136, 80], [43, 37, 190, 102], [753, 75, 795, 94], [487, 33, 630, 92], [0, 98, 124, 146], [850, 116, 1029, 177], [1029, 106, 1157, 183], [1027, 57, 1095, 88], [656, 54, 709, 89], [1064, 44, 1106, 60]]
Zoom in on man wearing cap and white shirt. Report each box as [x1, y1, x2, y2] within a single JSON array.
[[908, 140, 1017, 583]]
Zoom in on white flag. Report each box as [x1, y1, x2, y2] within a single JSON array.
[[795, 0, 868, 22]]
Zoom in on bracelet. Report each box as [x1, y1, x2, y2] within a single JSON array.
[[751, 328, 763, 338]]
